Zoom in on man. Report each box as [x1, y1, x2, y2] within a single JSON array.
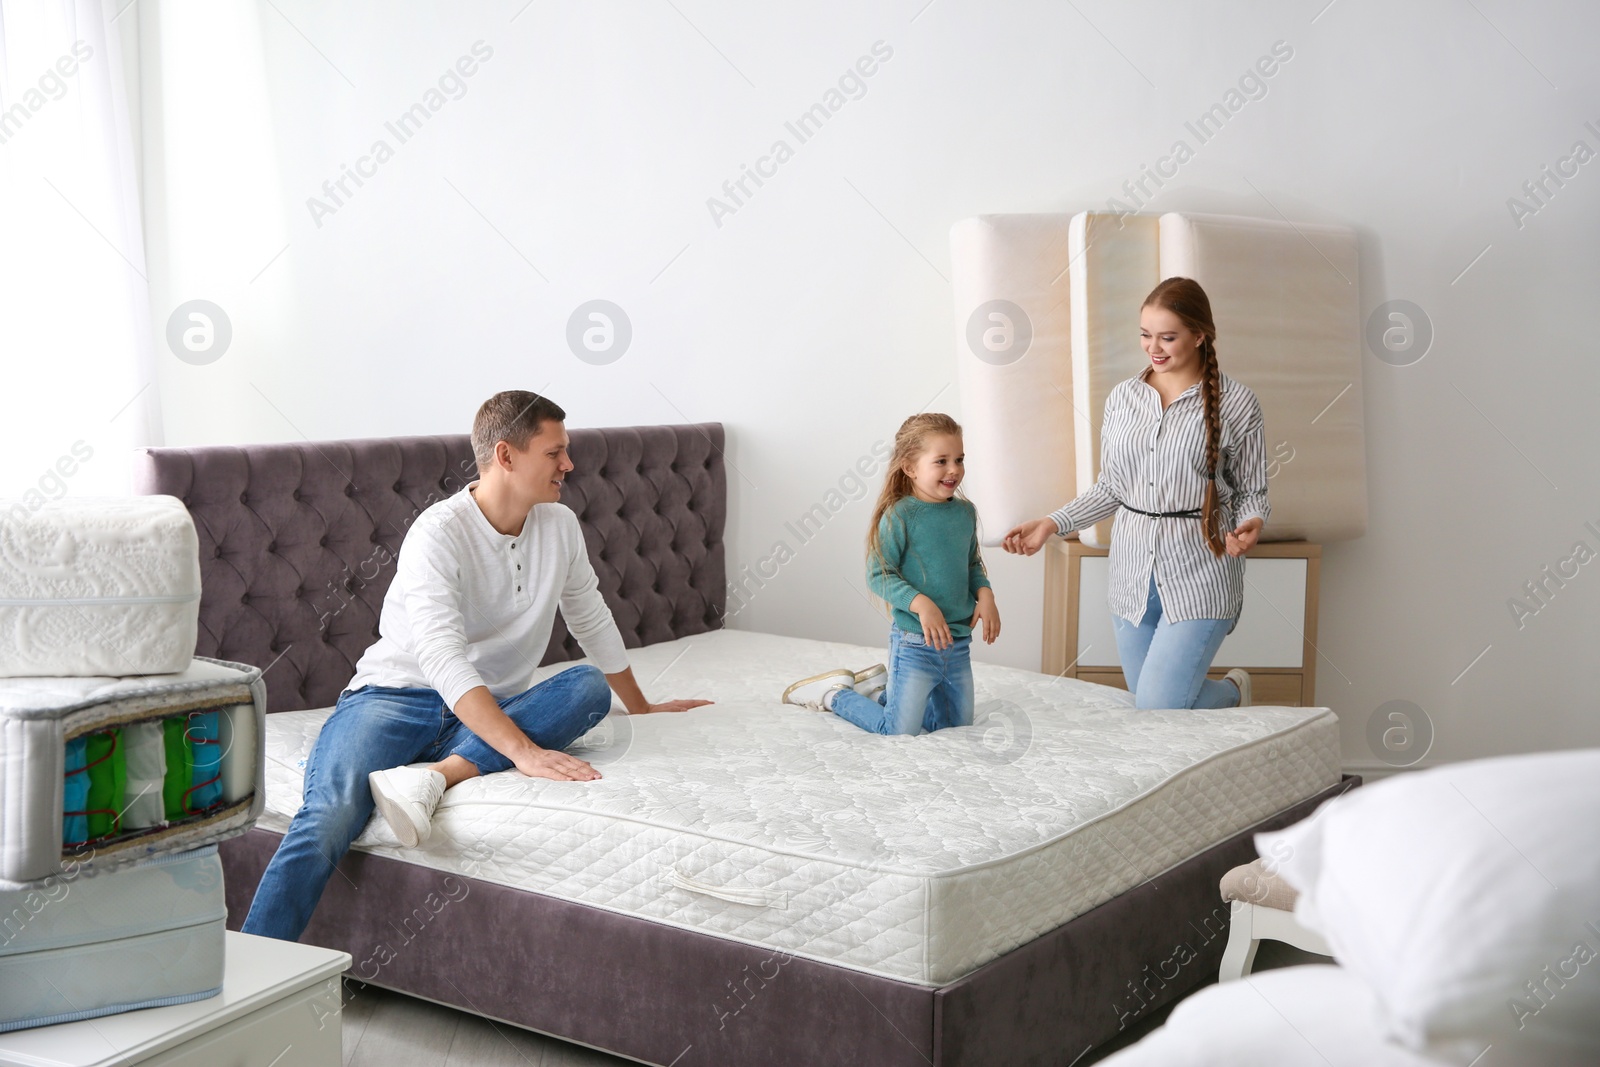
[[242, 390, 711, 941]]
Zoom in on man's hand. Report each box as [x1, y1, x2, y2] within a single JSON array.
[[970, 588, 1001, 644], [606, 665, 714, 715], [514, 746, 601, 782], [1225, 516, 1263, 558], [633, 698, 714, 714]]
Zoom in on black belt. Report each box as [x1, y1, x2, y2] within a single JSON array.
[[1121, 503, 1202, 519]]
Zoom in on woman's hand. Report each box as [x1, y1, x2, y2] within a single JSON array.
[[970, 588, 1001, 644], [1225, 516, 1263, 557], [912, 595, 954, 650], [1002, 518, 1057, 556]]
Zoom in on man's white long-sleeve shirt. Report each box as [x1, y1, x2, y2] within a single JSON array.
[[347, 484, 630, 708]]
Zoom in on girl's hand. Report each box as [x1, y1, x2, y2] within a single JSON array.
[[1002, 518, 1057, 556], [912, 595, 953, 650], [1225, 517, 1263, 557], [970, 589, 1001, 644]]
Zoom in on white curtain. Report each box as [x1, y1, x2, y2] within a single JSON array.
[[0, 0, 161, 505]]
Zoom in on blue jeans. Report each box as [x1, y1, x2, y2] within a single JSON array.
[[830, 626, 975, 736], [1112, 574, 1240, 709], [240, 664, 611, 941]]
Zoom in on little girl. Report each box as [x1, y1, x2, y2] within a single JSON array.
[[782, 413, 1000, 735]]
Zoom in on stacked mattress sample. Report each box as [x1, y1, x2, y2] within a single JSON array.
[[950, 210, 1367, 547], [0, 846, 226, 1032], [0, 495, 263, 1031], [258, 629, 1341, 986]]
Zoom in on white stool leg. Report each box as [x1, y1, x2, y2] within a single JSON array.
[[1218, 901, 1260, 982]]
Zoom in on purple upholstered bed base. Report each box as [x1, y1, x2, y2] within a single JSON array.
[[134, 423, 1355, 1066]]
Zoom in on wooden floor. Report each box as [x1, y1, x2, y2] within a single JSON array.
[[339, 943, 1329, 1065]]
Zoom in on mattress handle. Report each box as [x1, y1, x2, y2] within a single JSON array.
[[662, 866, 789, 910]]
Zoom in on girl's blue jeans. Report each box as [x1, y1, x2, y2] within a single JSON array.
[[830, 626, 975, 736], [1113, 574, 1241, 709], [240, 664, 611, 942]]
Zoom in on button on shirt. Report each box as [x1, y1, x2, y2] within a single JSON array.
[[347, 485, 630, 708], [1048, 371, 1270, 634]]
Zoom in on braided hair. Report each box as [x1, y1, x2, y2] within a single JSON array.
[[1142, 277, 1227, 558]]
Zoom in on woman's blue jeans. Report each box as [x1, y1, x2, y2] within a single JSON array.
[[830, 626, 975, 736], [1112, 574, 1241, 710], [240, 664, 611, 942]]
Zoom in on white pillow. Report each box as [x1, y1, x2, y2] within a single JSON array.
[[1256, 750, 1600, 1063], [1096, 965, 1443, 1067]]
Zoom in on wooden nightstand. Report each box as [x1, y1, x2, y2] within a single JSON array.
[[1042, 538, 1322, 705]]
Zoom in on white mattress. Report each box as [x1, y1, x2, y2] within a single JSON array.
[[1159, 212, 1367, 543], [0, 495, 201, 678], [0, 845, 225, 1032], [261, 630, 1341, 985], [1068, 211, 1161, 549], [948, 215, 1078, 546]]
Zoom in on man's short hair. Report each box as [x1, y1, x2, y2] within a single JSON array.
[[471, 391, 566, 470]]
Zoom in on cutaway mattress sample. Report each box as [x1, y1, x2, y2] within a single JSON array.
[[260, 629, 1341, 985], [0, 495, 201, 677], [949, 215, 1077, 546], [0, 658, 265, 890], [0, 845, 225, 1032], [1069, 211, 1161, 548], [1158, 212, 1366, 542]]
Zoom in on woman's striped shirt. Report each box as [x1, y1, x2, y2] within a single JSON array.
[[1048, 370, 1270, 632]]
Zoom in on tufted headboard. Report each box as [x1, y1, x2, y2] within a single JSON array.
[[131, 424, 727, 713]]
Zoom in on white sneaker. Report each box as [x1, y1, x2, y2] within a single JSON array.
[[782, 669, 856, 711], [369, 765, 447, 848], [1224, 668, 1252, 708], [852, 663, 887, 701]]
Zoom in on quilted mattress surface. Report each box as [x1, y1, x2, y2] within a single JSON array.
[[0, 495, 201, 678], [261, 629, 1341, 985]]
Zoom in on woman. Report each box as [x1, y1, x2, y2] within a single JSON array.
[[1003, 277, 1268, 709]]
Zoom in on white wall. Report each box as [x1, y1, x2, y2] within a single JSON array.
[[134, 0, 1600, 770]]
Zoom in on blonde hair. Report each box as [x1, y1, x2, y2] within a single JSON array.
[[1142, 277, 1226, 558], [865, 413, 985, 613]]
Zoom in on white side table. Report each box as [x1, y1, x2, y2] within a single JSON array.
[[0, 932, 350, 1067]]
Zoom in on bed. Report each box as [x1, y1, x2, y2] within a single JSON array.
[[133, 423, 1353, 1067]]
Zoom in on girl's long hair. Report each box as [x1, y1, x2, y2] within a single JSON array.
[[1142, 277, 1226, 558], [865, 413, 984, 613]]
